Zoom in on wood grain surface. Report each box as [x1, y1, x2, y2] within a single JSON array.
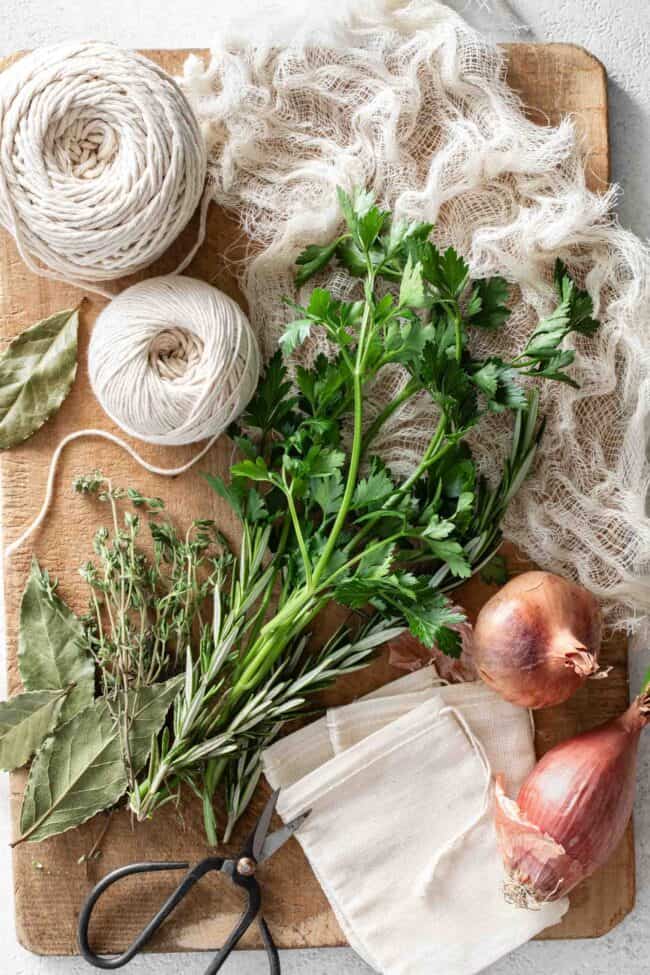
[[1, 43, 633, 957]]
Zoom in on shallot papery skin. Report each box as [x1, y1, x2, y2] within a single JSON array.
[[386, 612, 477, 683], [495, 693, 650, 906], [473, 571, 603, 708]]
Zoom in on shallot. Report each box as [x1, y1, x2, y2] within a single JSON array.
[[473, 571, 603, 708], [495, 687, 650, 905]]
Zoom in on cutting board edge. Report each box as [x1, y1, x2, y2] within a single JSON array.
[[1, 40, 633, 953]]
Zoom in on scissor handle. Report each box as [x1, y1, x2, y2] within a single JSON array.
[[203, 869, 279, 975], [78, 858, 224, 970], [78, 859, 280, 975]]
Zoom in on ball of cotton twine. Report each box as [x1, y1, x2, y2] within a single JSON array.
[[0, 42, 208, 293], [89, 275, 260, 450], [5, 276, 260, 559]]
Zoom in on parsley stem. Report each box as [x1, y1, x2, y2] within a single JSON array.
[[345, 412, 448, 554], [282, 472, 312, 587], [398, 412, 447, 494], [230, 590, 327, 695], [452, 306, 463, 362], [312, 264, 376, 586], [312, 368, 363, 587]]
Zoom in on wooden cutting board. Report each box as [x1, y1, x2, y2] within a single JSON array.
[[1, 43, 633, 957]]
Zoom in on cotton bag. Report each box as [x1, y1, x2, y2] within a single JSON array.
[[263, 667, 439, 789], [263, 676, 568, 974]]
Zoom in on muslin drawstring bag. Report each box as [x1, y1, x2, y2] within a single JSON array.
[[327, 680, 536, 795], [263, 666, 440, 789], [264, 680, 568, 974]]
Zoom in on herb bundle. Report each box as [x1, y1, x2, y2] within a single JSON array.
[[131, 189, 598, 838], [1, 187, 598, 845]]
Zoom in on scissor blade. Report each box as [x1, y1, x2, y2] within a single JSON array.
[[251, 789, 281, 862], [257, 809, 310, 865]]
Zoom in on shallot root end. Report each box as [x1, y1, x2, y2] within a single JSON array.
[[637, 688, 650, 719], [563, 647, 600, 678], [503, 876, 555, 911]]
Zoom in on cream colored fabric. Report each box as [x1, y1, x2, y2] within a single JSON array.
[[264, 678, 567, 974], [327, 679, 536, 795], [263, 666, 440, 790]]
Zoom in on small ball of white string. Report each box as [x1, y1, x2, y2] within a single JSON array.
[[88, 275, 260, 450], [0, 42, 207, 291]]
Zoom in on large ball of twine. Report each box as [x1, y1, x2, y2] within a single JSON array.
[[0, 42, 207, 287], [88, 276, 260, 448]]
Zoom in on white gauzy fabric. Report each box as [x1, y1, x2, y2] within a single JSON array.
[[273, 697, 567, 975], [263, 666, 439, 790], [181, 0, 650, 629]]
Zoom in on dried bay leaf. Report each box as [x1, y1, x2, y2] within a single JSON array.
[[0, 307, 79, 449], [19, 558, 94, 722], [17, 676, 183, 844], [125, 676, 184, 773], [0, 689, 67, 771], [18, 699, 127, 844]]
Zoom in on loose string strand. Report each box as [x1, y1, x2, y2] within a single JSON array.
[[4, 428, 222, 560]]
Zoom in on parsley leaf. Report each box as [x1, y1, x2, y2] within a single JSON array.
[[352, 463, 395, 510], [280, 318, 312, 355], [468, 277, 511, 330], [310, 470, 344, 517], [402, 593, 465, 650], [241, 351, 296, 434], [479, 553, 509, 586], [230, 457, 271, 482], [519, 260, 598, 385], [399, 256, 428, 309], [295, 238, 342, 287], [471, 358, 527, 413]]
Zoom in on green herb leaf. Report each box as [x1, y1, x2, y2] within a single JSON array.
[[19, 559, 93, 722], [230, 457, 271, 482], [427, 247, 469, 297], [245, 489, 268, 523], [18, 677, 182, 844], [402, 594, 465, 650], [519, 262, 598, 385], [422, 515, 456, 540], [0, 689, 67, 771], [426, 538, 471, 578], [352, 464, 395, 511], [295, 238, 342, 287], [280, 318, 312, 355], [204, 473, 244, 518], [0, 308, 79, 449], [399, 256, 427, 308], [434, 626, 463, 659], [468, 278, 511, 330], [479, 553, 509, 586], [304, 446, 345, 478], [18, 699, 128, 843], [241, 351, 296, 434], [310, 470, 344, 517], [124, 677, 184, 773], [471, 358, 527, 413]]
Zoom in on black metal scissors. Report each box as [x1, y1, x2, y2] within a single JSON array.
[[78, 790, 308, 974]]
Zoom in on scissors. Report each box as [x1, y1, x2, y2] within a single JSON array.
[[78, 790, 308, 974]]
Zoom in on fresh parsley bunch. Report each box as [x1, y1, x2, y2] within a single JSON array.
[[212, 187, 597, 659], [133, 187, 598, 839]]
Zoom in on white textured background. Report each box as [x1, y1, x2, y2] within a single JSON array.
[[1, 1, 649, 973]]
